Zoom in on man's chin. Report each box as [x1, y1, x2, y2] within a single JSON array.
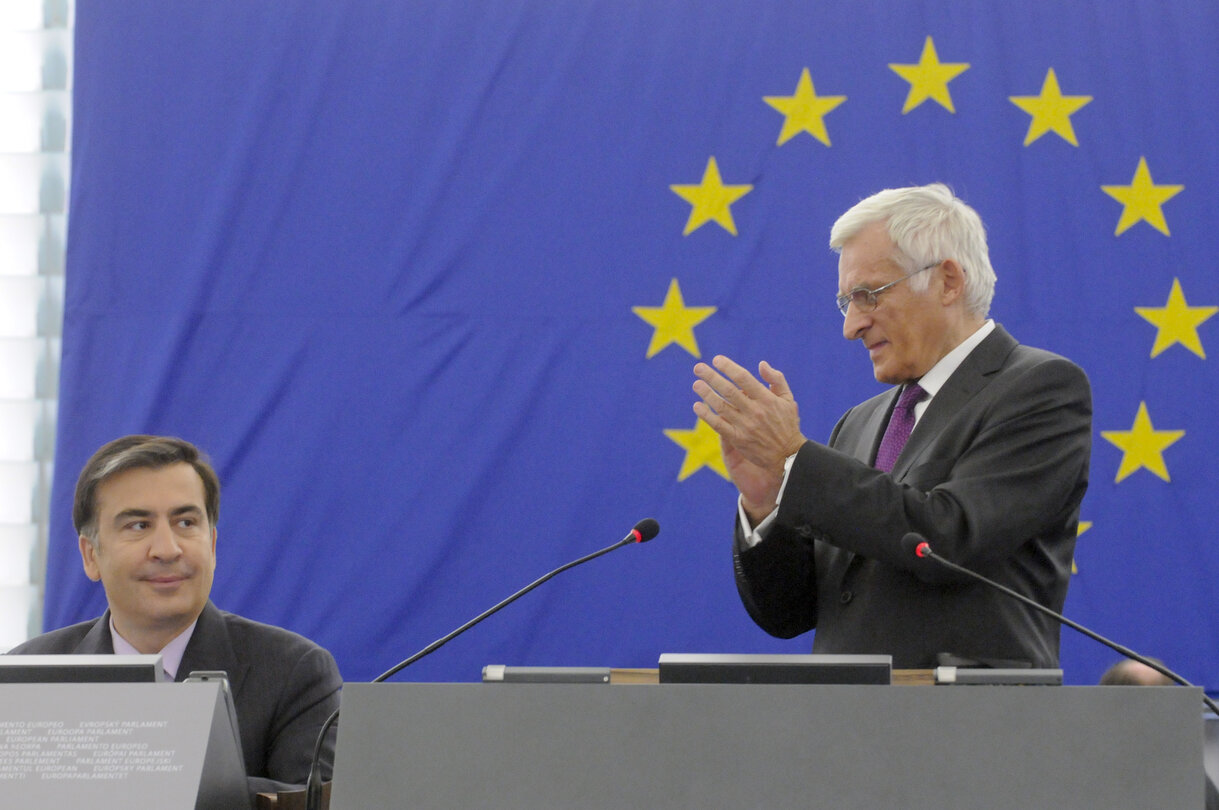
[[140, 594, 206, 623], [871, 364, 901, 385]]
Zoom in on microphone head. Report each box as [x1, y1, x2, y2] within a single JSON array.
[[901, 532, 931, 559], [632, 518, 660, 543]]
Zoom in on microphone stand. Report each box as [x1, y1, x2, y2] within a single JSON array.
[[304, 519, 659, 810], [913, 538, 1219, 717]]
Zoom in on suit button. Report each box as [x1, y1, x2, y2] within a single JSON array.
[[840, 590, 853, 605], [798, 525, 814, 538]]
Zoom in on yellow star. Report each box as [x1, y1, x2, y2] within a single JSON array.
[[1101, 157, 1184, 236], [1100, 402, 1184, 483], [1072, 520, 1092, 575], [1135, 278, 1218, 358], [664, 418, 729, 482], [763, 67, 846, 146], [669, 157, 753, 236], [888, 36, 970, 114], [1008, 68, 1092, 146], [632, 279, 717, 359]]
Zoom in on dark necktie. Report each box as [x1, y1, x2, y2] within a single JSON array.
[[874, 383, 926, 472]]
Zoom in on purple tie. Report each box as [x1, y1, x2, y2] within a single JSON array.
[[874, 383, 925, 473]]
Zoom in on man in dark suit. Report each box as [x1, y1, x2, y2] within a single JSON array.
[[692, 183, 1091, 669], [8, 435, 341, 797]]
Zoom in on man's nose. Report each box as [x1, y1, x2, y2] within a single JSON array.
[[147, 523, 182, 559], [842, 302, 870, 340]]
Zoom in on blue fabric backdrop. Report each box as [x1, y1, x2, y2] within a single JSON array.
[[48, 0, 1219, 688]]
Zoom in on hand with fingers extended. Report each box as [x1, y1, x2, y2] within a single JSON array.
[[692, 355, 807, 520]]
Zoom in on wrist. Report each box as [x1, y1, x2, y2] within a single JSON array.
[[742, 498, 778, 525]]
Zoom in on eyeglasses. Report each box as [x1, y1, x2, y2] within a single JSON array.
[[835, 262, 941, 317]]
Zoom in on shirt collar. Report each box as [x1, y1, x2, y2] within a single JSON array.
[[910, 319, 994, 421], [109, 615, 199, 681], [915, 319, 995, 399]]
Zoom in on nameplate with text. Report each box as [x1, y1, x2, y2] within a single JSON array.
[[0, 683, 248, 809]]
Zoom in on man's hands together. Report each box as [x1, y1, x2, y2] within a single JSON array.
[[692, 355, 806, 524]]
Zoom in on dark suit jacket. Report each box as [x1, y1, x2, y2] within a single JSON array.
[[734, 325, 1092, 669], [8, 601, 342, 796]]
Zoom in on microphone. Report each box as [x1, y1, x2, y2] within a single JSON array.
[[373, 518, 659, 684], [305, 518, 660, 809], [901, 532, 932, 561], [629, 517, 661, 543], [903, 532, 1219, 716]]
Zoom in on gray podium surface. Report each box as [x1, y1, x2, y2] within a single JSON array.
[[330, 682, 1203, 809], [0, 682, 249, 809]]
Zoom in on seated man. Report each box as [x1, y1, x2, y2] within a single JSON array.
[[9, 435, 341, 798], [1099, 658, 1219, 809]]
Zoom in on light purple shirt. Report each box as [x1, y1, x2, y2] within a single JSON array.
[[109, 616, 198, 681]]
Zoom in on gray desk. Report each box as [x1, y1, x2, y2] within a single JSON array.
[[330, 682, 1202, 809]]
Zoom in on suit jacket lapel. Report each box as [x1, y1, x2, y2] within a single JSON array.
[[75, 611, 116, 654], [177, 601, 248, 690], [863, 388, 901, 467], [890, 325, 1018, 479], [837, 389, 902, 579]]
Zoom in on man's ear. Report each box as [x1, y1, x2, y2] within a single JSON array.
[[79, 534, 102, 582], [938, 259, 967, 305]]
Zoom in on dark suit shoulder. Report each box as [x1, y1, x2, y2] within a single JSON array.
[[215, 609, 334, 662], [7, 619, 101, 655], [1005, 340, 1087, 374], [208, 608, 342, 690], [990, 343, 1092, 410], [980, 324, 1087, 382]]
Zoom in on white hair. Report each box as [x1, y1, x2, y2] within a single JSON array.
[[829, 183, 996, 317]]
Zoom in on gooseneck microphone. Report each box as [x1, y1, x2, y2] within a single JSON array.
[[370, 518, 658, 683], [903, 532, 1219, 717], [304, 518, 660, 810]]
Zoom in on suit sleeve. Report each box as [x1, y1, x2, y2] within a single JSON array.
[[257, 644, 342, 789], [733, 518, 820, 638], [730, 410, 858, 637]]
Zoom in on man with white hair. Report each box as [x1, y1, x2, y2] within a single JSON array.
[[692, 183, 1092, 669]]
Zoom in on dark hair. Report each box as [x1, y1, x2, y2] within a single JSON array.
[[74, 435, 220, 543]]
